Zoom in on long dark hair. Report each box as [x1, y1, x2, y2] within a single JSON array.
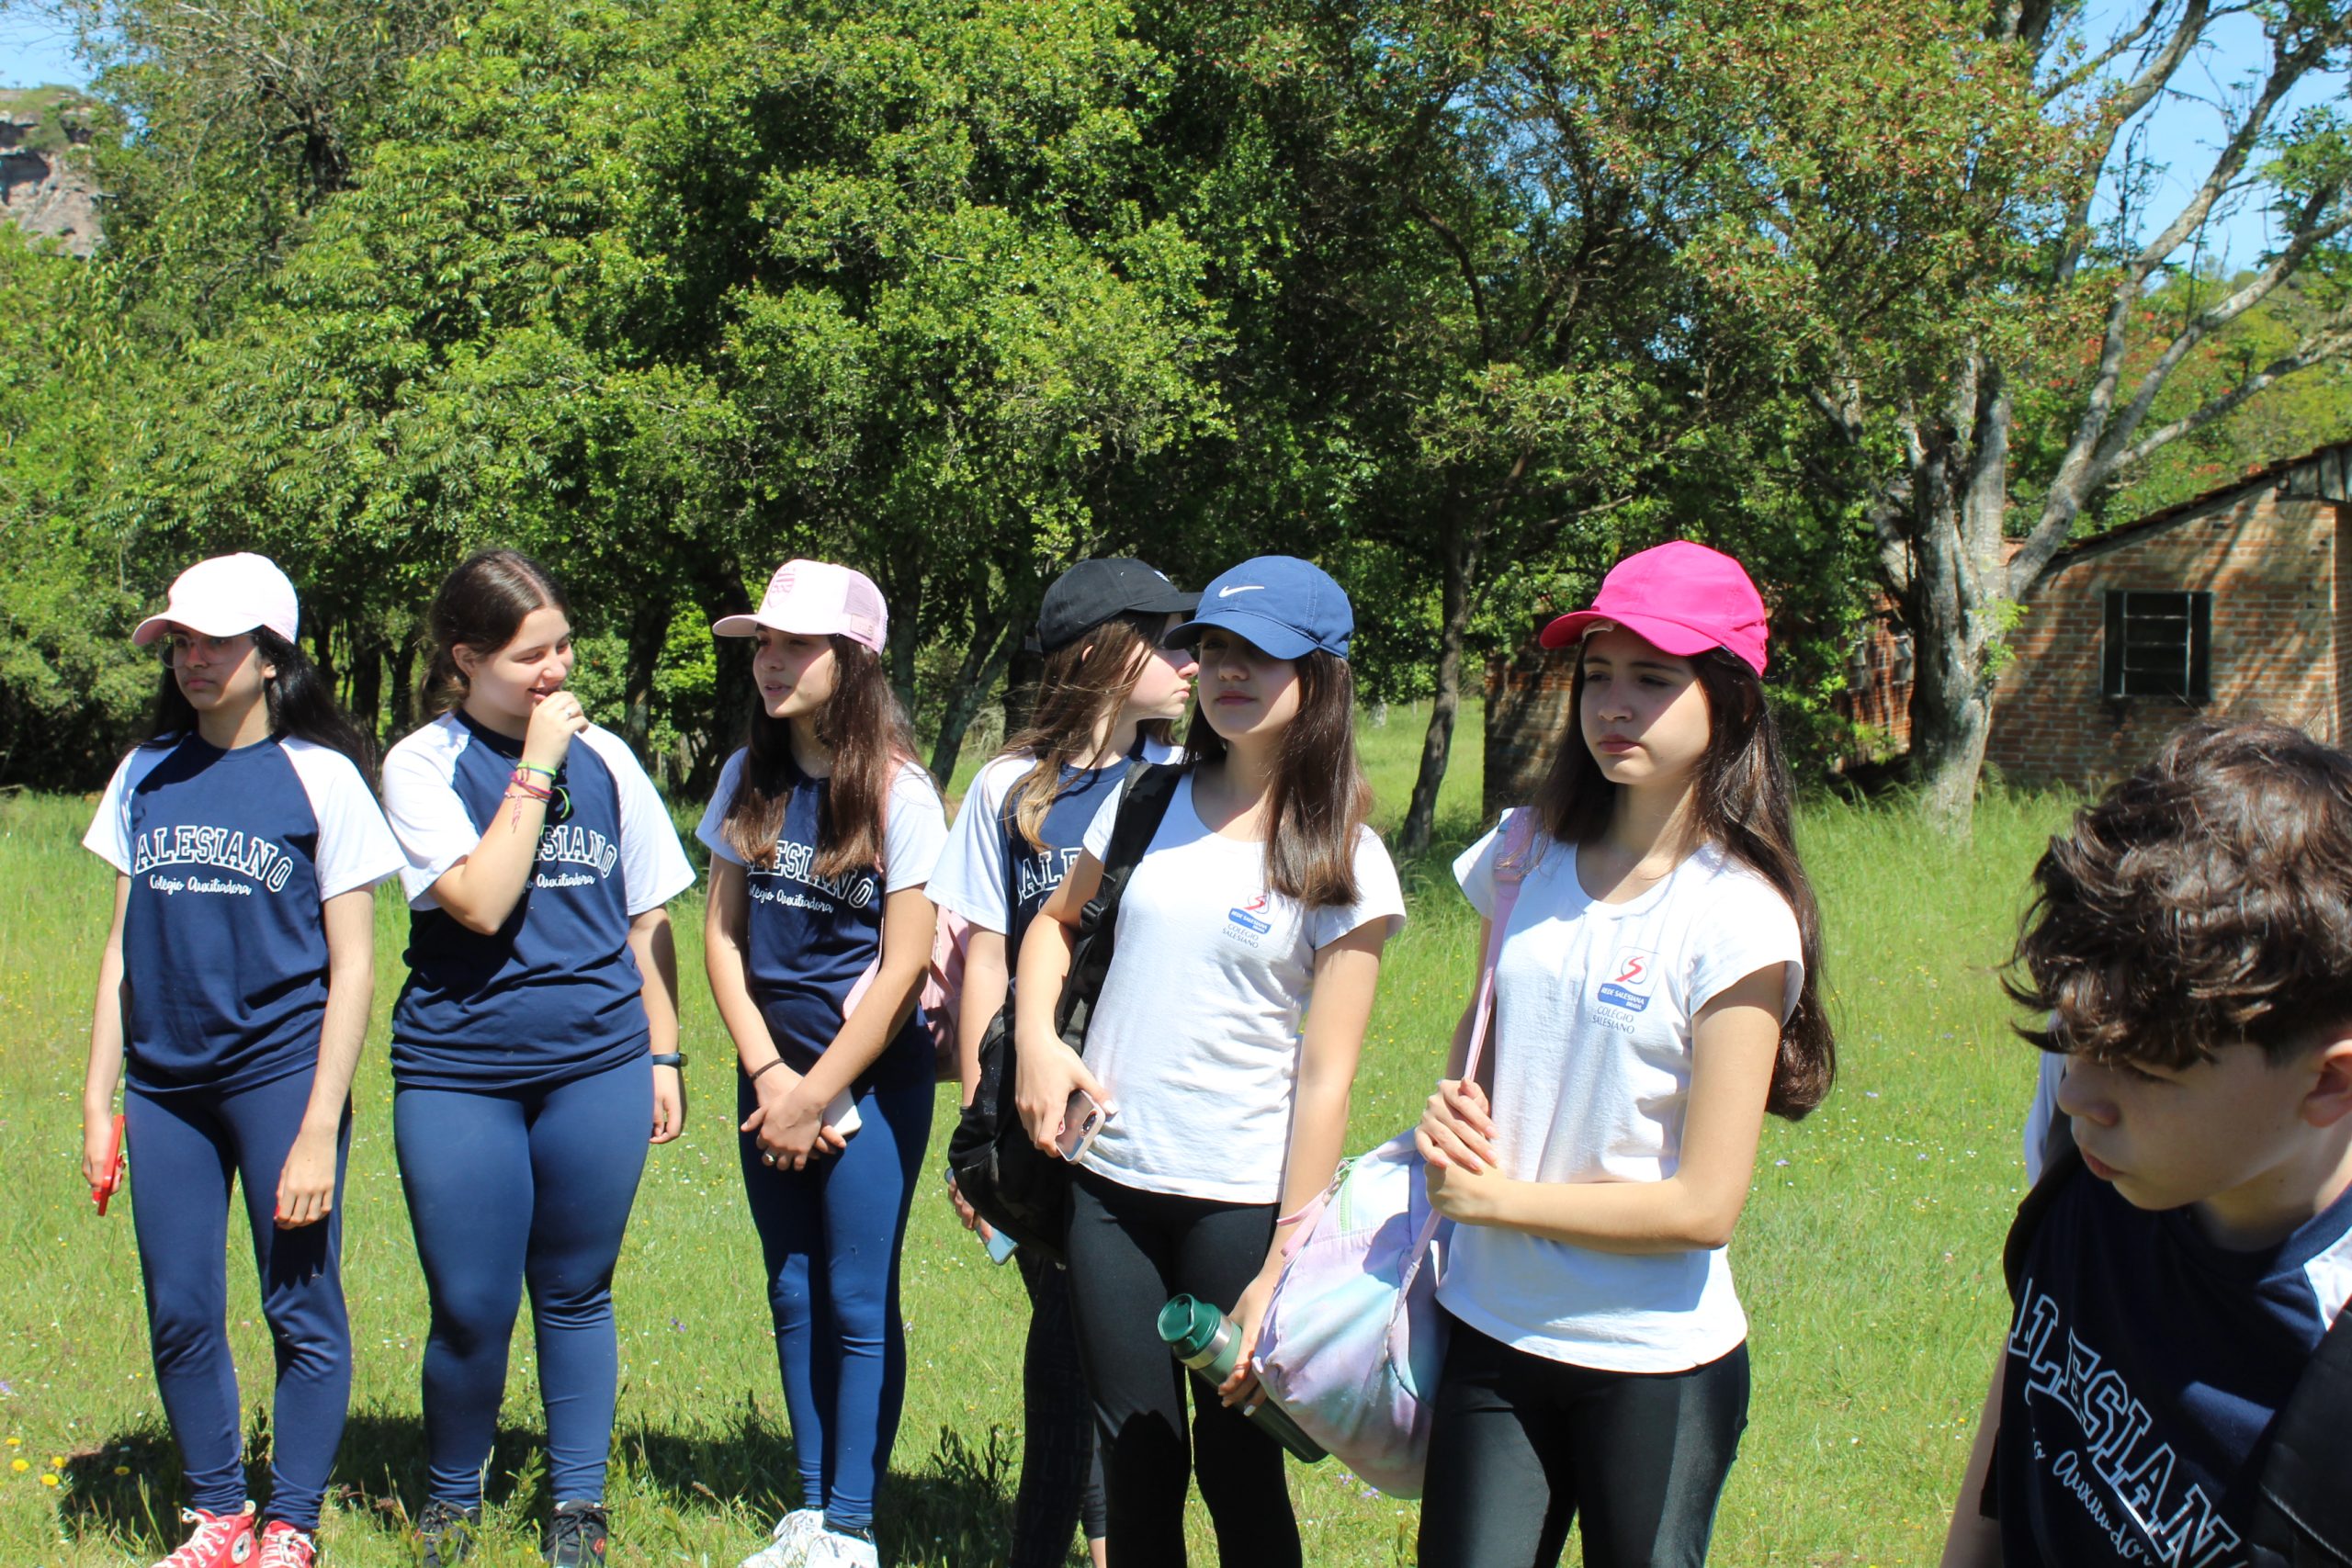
[[145, 627, 377, 778], [1532, 647, 1835, 1120], [1001, 610, 1178, 851], [721, 636, 933, 877], [1182, 649, 1370, 907], [424, 548, 570, 716]]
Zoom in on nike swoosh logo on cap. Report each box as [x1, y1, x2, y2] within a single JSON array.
[[1217, 585, 1266, 597]]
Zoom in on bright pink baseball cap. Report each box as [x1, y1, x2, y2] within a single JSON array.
[[132, 553, 300, 648], [712, 559, 888, 651], [1539, 541, 1770, 675]]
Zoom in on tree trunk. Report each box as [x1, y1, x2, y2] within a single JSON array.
[[928, 609, 1023, 784], [1900, 363, 2015, 834], [623, 600, 667, 768], [347, 626, 384, 750], [388, 637, 416, 740], [1398, 515, 1480, 855]]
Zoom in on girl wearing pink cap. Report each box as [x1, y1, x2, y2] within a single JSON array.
[[81, 554, 404, 1568], [1414, 541, 1836, 1568], [698, 560, 949, 1568]]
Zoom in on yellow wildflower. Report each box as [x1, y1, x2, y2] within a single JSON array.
[[39, 1473, 58, 1487]]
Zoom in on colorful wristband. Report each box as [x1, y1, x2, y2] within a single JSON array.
[[650, 1052, 685, 1069]]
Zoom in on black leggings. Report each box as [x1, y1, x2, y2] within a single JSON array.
[[1417, 1314, 1749, 1568], [1062, 1168, 1295, 1568], [1010, 1247, 1108, 1565]]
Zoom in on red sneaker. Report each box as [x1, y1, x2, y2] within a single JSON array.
[[151, 1503, 257, 1568], [257, 1520, 316, 1568]]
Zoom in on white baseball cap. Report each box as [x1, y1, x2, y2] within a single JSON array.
[[711, 559, 888, 652], [132, 554, 301, 648]]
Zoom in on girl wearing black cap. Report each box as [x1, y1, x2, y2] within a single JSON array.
[[1010, 556, 1405, 1568], [928, 559, 1201, 1568]]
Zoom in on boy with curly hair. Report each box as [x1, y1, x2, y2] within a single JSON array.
[[1941, 721, 2352, 1567]]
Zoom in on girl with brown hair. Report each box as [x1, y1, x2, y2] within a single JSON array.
[[928, 558, 1201, 1568], [697, 561, 948, 1568], [1012, 556, 1405, 1567]]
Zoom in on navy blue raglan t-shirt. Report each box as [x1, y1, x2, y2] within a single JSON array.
[[695, 750, 946, 1089], [380, 711, 695, 1091], [1995, 1166, 2352, 1566], [927, 739, 1181, 969], [84, 734, 405, 1097]]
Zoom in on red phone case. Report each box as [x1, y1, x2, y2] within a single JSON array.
[[91, 1112, 124, 1216]]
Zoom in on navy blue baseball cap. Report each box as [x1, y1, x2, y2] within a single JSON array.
[[1165, 556, 1352, 660]]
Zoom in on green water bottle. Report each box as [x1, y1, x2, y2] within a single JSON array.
[[1157, 1294, 1327, 1464]]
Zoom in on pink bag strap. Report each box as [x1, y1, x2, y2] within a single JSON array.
[[1459, 808, 1539, 1089]]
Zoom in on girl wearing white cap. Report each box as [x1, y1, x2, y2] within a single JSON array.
[[81, 554, 405, 1568], [699, 560, 949, 1568], [927, 558, 1202, 1568], [379, 549, 695, 1568]]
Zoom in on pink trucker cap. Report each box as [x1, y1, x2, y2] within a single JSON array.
[[712, 559, 888, 651], [132, 553, 300, 648], [1539, 541, 1770, 675]]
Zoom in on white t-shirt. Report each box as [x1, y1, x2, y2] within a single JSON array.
[[928, 739, 1181, 936], [1071, 772, 1406, 1203], [1438, 809, 1804, 1373]]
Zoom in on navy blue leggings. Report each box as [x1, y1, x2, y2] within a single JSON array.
[[737, 1066, 933, 1534], [125, 1071, 352, 1530], [394, 1056, 651, 1507]]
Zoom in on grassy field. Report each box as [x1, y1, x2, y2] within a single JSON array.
[[0, 702, 2074, 1566]]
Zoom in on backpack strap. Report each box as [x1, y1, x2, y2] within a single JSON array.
[[1054, 760, 1183, 1049], [1975, 1139, 2087, 1521], [2249, 1280, 2352, 1563], [1458, 809, 1541, 1088]]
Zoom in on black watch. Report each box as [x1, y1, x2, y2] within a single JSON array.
[[649, 1052, 685, 1069]]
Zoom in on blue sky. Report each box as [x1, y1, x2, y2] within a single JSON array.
[[4, 6, 2340, 274]]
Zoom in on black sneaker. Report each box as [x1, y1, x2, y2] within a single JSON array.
[[417, 1498, 481, 1567], [547, 1500, 609, 1567]]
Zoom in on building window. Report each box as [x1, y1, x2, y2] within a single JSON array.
[[2101, 590, 2211, 703]]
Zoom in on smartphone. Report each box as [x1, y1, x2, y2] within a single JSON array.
[[1056, 1089, 1110, 1163], [982, 1226, 1019, 1265], [824, 1087, 862, 1138]]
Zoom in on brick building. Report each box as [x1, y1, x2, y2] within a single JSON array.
[[1983, 441, 2352, 787]]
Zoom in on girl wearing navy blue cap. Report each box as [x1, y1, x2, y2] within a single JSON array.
[[700, 560, 949, 1568], [82, 553, 405, 1568], [1011, 556, 1405, 1568], [929, 558, 1201, 1568], [380, 549, 695, 1568]]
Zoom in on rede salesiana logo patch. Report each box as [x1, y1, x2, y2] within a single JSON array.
[[1596, 947, 1659, 1013]]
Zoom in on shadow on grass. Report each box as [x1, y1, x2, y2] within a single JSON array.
[[58, 1401, 1023, 1565]]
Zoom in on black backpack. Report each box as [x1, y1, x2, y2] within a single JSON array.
[[944, 759, 1182, 1265], [1996, 1133, 2352, 1566]]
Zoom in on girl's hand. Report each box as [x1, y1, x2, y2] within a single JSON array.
[[274, 1124, 339, 1228], [81, 1107, 119, 1191], [944, 1172, 989, 1237], [1012, 1033, 1110, 1156], [1423, 1154, 1508, 1224], [521, 689, 590, 773], [1416, 1077, 1497, 1172], [1216, 1269, 1281, 1410], [741, 1070, 848, 1169], [650, 1064, 685, 1145]]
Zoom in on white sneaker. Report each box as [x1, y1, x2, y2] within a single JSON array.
[[738, 1508, 825, 1568], [802, 1527, 881, 1568]]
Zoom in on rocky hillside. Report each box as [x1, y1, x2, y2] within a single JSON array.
[[0, 87, 99, 256]]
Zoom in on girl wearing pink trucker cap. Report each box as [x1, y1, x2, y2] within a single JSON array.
[[698, 559, 948, 1568], [1414, 541, 1837, 1568], [83, 554, 404, 1568]]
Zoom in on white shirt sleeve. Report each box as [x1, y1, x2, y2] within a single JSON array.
[[1688, 866, 1804, 1021], [882, 760, 950, 893], [82, 750, 141, 874], [1452, 812, 1515, 921], [283, 740, 408, 898], [582, 728, 695, 915], [1306, 828, 1409, 947], [1080, 773, 1132, 862], [695, 750, 750, 867], [929, 755, 1030, 931], [381, 724, 483, 906]]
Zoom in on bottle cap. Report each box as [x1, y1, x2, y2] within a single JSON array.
[[1157, 1295, 1219, 1359]]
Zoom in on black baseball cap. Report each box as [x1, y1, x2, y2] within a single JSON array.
[[1033, 558, 1200, 653]]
